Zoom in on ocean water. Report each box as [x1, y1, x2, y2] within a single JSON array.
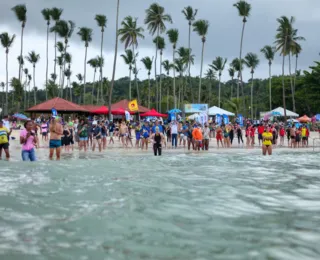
[[0, 150, 320, 260]]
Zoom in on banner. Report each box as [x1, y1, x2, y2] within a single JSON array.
[[170, 113, 176, 121], [199, 112, 208, 125], [125, 110, 131, 121], [223, 114, 229, 125], [128, 99, 139, 112], [216, 114, 222, 125], [52, 108, 57, 117], [184, 104, 208, 113], [238, 114, 244, 127]]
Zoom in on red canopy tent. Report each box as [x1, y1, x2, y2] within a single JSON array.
[[140, 108, 168, 117], [111, 108, 134, 115], [298, 115, 311, 123], [91, 106, 109, 114]]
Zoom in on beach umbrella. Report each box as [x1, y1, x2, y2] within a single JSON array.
[[315, 114, 320, 121], [140, 109, 168, 117], [287, 118, 299, 123], [297, 115, 311, 123], [91, 106, 109, 114], [13, 113, 30, 121], [111, 108, 134, 115], [168, 108, 181, 113]]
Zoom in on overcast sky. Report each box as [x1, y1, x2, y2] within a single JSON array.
[[0, 0, 319, 91]]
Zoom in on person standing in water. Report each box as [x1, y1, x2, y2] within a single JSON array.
[[20, 120, 37, 161], [119, 121, 128, 148], [41, 120, 48, 142], [92, 121, 102, 152], [49, 117, 63, 160], [0, 119, 12, 160], [108, 121, 115, 145], [150, 126, 165, 156], [262, 125, 273, 155], [78, 121, 88, 152]]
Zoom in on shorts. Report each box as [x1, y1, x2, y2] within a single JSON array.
[[0, 143, 9, 150], [62, 137, 71, 146], [95, 136, 101, 140], [302, 137, 307, 140], [183, 136, 187, 141], [101, 134, 106, 138], [42, 132, 47, 136], [216, 136, 222, 141], [109, 132, 114, 137], [136, 133, 141, 140], [258, 133, 263, 140], [79, 137, 88, 141], [70, 137, 74, 145], [49, 139, 61, 149]]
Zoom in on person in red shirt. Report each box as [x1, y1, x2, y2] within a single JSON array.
[[250, 125, 255, 147], [279, 126, 285, 146], [246, 125, 251, 147], [306, 127, 310, 147], [216, 126, 224, 148], [257, 123, 265, 146]]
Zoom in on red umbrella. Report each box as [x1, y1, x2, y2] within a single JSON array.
[[140, 108, 168, 117], [91, 106, 109, 114], [298, 115, 311, 123], [111, 108, 134, 115]]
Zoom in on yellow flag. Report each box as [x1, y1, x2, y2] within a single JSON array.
[[128, 99, 139, 111]]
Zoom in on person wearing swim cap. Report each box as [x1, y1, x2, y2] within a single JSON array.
[[150, 126, 164, 156]]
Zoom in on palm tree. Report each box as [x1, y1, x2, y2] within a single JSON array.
[[23, 68, 28, 107], [25, 51, 40, 105], [182, 6, 198, 102], [87, 57, 98, 104], [228, 67, 235, 99], [260, 45, 276, 111], [231, 58, 244, 100], [210, 57, 227, 107], [0, 33, 15, 114], [109, 0, 120, 118], [57, 56, 64, 95], [153, 36, 165, 111], [0, 82, 4, 109], [11, 4, 27, 81], [292, 42, 302, 97], [64, 68, 72, 101], [27, 74, 31, 107], [10, 77, 23, 111], [244, 52, 259, 119], [118, 16, 144, 103], [121, 49, 136, 100], [141, 56, 153, 108], [193, 19, 209, 103], [64, 52, 72, 99], [65, 52, 72, 70], [174, 58, 187, 108], [51, 20, 75, 91], [205, 68, 215, 106], [162, 59, 172, 110], [41, 8, 51, 100], [50, 8, 63, 83], [76, 73, 83, 87], [96, 56, 105, 104], [95, 14, 107, 103], [166, 29, 179, 108], [233, 0, 251, 94], [77, 27, 93, 104], [145, 3, 172, 108]]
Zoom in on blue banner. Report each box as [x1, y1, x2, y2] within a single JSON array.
[[52, 108, 57, 117], [216, 114, 222, 125], [316, 114, 320, 121], [223, 114, 229, 125], [238, 114, 244, 127]]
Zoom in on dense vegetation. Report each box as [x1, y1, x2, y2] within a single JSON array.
[[0, 1, 318, 118]]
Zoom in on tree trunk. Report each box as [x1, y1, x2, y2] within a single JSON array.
[[54, 31, 57, 84], [173, 47, 176, 109], [69, 78, 72, 102], [108, 0, 120, 119], [132, 44, 140, 104], [92, 69, 96, 104], [269, 63, 272, 111], [198, 40, 205, 103], [251, 73, 254, 119], [167, 81, 169, 111], [159, 51, 163, 112], [293, 54, 298, 99], [218, 75, 221, 107], [19, 26, 24, 81], [59, 66, 62, 97], [24, 74, 27, 110], [45, 23, 49, 100], [83, 46, 88, 104], [239, 21, 246, 112], [4, 51, 8, 115], [100, 29, 104, 103], [128, 68, 132, 100], [188, 22, 192, 108], [33, 65, 36, 105], [61, 40, 68, 96], [230, 78, 233, 99], [148, 74, 151, 109], [155, 28, 159, 111], [281, 32, 288, 120], [209, 79, 212, 106], [288, 54, 295, 112]]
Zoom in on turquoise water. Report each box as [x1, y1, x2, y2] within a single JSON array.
[[1, 151, 320, 259]]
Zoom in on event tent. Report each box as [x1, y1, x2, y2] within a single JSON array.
[[208, 106, 235, 116], [188, 113, 200, 120], [140, 109, 167, 117], [298, 115, 311, 122], [91, 106, 109, 114], [269, 107, 299, 117]]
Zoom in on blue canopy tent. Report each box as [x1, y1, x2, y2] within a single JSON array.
[[13, 113, 30, 121]]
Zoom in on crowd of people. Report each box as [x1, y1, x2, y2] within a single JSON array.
[[0, 114, 318, 161]]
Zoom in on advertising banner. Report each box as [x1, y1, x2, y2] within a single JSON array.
[[184, 104, 208, 113]]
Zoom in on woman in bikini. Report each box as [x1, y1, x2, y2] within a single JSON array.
[[262, 125, 273, 155]]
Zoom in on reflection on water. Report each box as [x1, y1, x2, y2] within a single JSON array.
[[0, 151, 320, 259]]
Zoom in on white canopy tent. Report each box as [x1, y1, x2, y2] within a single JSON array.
[[270, 107, 299, 117], [208, 106, 235, 116], [187, 113, 200, 120]]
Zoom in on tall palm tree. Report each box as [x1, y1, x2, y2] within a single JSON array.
[[64, 68, 72, 101], [76, 73, 83, 85], [292, 42, 302, 97], [41, 8, 51, 100], [205, 68, 215, 106], [210, 56, 227, 107], [25, 51, 40, 105], [77, 27, 93, 104], [145, 3, 172, 108], [57, 56, 64, 95], [231, 58, 244, 100], [95, 14, 107, 102], [23, 68, 28, 107], [65, 52, 72, 70], [0, 33, 15, 114], [233, 0, 251, 94], [121, 49, 136, 100], [96, 56, 105, 104], [87, 57, 98, 104], [0, 82, 4, 109], [50, 7, 63, 83], [228, 67, 235, 99], [260, 45, 276, 111], [11, 4, 27, 82], [109, 0, 120, 118], [182, 6, 198, 101], [244, 52, 259, 119], [27, 74, 31, 107], [10, 77, 23, 111], [153, 36, 165, 111], [51, 20, 75, 91], [64, 52, 72, 99], [162, 59, 172, 110], [193, 19, 209, 103], [118, 16, 144, 103], [166, 29, 179, 108], [141, 56, 153, 108], [174, 58, 187, 108]]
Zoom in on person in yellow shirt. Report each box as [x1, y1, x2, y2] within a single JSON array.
[[262, 125, 273, 156], [301, 125, 307, 147], [0, 119, 12, 160]]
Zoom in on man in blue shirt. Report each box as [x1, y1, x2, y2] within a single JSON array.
[[141, 121, 151, 150], [151, 120, 163, 134]]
